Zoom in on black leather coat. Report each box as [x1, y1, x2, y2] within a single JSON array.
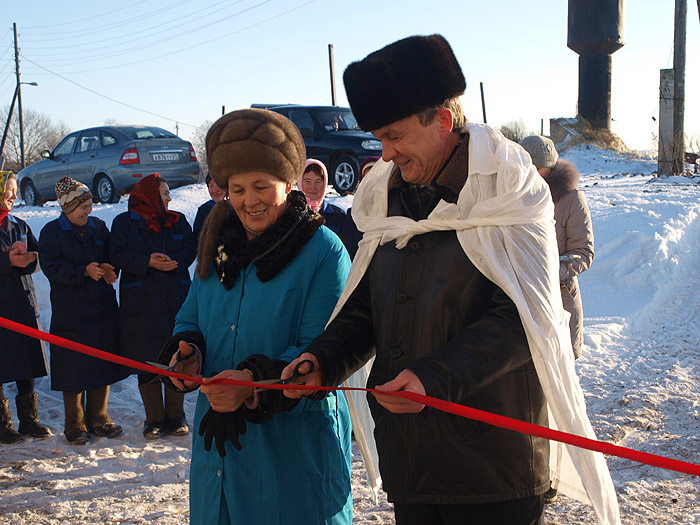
[[307, 165, 550, 504]]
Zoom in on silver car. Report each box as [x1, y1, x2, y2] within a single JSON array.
[[17, 125, 201, 205]]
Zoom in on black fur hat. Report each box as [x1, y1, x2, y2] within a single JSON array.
[[343, 34, 466, 131]]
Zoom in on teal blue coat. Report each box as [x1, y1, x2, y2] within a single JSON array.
[[174, 226, 353, 525]]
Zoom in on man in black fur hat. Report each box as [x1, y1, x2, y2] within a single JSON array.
[[283, 34, 618, 525]]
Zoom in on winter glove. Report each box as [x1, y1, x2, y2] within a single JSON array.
[[198, 407, 247, 457], [559, 259, 572, 282]]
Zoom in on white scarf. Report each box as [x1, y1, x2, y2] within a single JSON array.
[[340, 124, 620, 524]]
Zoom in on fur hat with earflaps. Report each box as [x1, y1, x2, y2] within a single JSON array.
[[205, 108, 306, 190], [55, 177, 92, 214], [343, 34, 466, 131]]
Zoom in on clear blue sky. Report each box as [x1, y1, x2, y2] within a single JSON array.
[[2, 0, 698, 152]]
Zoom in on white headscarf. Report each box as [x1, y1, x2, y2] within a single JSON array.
[[340, 123, 620, 524]]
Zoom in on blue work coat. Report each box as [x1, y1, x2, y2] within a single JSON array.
[[193, 199, 215, 243], [0, 214, 48, 383], [175, 226, 353, 525], [38, 214, 127, 391], [319, 201, 361, 260], [109, 210, 196, 368]]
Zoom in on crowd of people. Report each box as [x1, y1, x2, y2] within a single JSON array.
[[0, 32, 616, 525]]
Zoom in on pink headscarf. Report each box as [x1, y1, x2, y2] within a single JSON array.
[[300, 159, 328, 212]]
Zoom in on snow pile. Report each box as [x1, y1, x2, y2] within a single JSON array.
[[1, 145, 699, 524]]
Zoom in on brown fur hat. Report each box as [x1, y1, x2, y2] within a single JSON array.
[[343, 34, 466, 131], [206, 108, 306, 189]]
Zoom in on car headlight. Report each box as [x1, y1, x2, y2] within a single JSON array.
[[362, 140, 382, 150]]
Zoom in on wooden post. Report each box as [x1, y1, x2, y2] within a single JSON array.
[[328, 44, 337, 106], [672, 0, 687, 175]]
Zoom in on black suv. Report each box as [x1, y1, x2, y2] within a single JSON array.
[[253, 104, 382, 195]]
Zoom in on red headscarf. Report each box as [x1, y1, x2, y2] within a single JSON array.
[[128, 173, 179, 232]]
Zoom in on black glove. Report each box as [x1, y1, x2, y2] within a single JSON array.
[[198, 407, 247, 457]]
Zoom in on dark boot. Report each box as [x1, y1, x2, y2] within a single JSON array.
[[0, 397, 23, 444], [86, 386, 122, 438], [139, 383, 166, 440], [164, 387, 188, 436], [63, 391, 89, 445], [16, 392, 51, 439]]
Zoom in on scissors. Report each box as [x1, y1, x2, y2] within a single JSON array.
[[254, 360, 315, 392], [145, 348, 190, 383]]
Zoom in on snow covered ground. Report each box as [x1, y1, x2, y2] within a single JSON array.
[[1, 144, 699, 524]]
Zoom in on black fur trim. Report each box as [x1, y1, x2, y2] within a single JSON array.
[[237, 354, 300, 423], [542, 159, 580, 203], [214, 190, 324, 289]]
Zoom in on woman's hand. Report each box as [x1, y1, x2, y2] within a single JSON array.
[[281, 353, 322, 399], [201, 369, 254, 412], [372, 369, 426, 414], [148, 252, 178, 271], [169, 340, 202, 391], [8, 243, 37, 268], [99, 262, 118, 284], [84, 261, 105, 281]]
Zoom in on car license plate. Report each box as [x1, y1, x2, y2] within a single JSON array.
[[152, 153, 179, 161]]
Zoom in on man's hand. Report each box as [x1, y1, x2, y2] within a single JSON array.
[[201, 369, 254, 412], [149, 252, 178, 271], [372, 369, 426, 414], [99, 262, 117, 284], [281, 353, 322, 399], [169, 340, 202, 391], [84, 261, 105, 281]]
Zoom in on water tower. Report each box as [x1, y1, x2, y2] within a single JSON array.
[[568, 0, 625, 129]]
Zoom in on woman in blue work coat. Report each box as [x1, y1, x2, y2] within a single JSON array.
[[109, 173, 196, 440], [39, 177, 127, 444], [159, 109, 352, 525]]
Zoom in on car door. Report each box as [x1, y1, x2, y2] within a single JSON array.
[[34, 132, 79, 196], [65, 129, 100, 186], [284, 109, 330, 164]]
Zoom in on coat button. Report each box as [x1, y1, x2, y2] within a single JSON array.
[[230, 323, 236, 331], [409, 241, 421, 251], [396, 293, 408, 303], [390, 347, 403, 359]]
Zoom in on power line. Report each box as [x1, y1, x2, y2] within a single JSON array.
[[20, 55, 198, 128], [25, 0, 246, 62], [20, 0, 153, 30], [21, 0, 315, 75]]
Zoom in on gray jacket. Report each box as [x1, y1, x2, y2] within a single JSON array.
[[542, 159, 594, 358]]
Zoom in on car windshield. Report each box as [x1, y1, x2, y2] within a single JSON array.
[[316, 109, 360, 131], [117, 126, 177, 140]]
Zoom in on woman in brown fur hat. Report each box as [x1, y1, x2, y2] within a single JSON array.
[[158, 108, 353, 524]]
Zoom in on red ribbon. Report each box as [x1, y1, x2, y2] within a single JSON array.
[[2, 315, 699, 478]]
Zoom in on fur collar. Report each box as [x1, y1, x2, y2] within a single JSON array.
[[541, 159, 580, 203], [199, 190, 324, 289]]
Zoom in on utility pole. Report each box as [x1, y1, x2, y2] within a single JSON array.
[[328, 44, 337, 106], [13, 23, 28, 169], [672, 0, 687, 174]]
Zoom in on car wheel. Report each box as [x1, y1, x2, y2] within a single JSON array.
[[95, 175, 118, 203], [331, 156, 360, 195], [22, 180, 43, 207]]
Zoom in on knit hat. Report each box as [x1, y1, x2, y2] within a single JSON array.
[[519, 135, 559, 169], [343, 34, 466, 131], [55, 177, 92, 213], [206, 108, 306, 189], [0, 170, 13, 195]]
